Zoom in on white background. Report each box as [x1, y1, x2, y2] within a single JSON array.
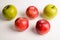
[[0, 0, 60, 40]]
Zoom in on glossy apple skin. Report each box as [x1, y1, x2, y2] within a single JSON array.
[[2, 5, 17, 20], [36, 19, 50, 35], [43, 4, 57, 20], [26, 6, 39, 19], [15, 17, 29, 31]]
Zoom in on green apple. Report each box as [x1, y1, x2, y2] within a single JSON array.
[[43, 4, 57, 20], [2, 5, 17, 20]]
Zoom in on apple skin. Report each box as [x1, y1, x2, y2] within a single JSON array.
[[15, 17, 29, 32], [2, 5, 17, 20], [36, 19, 50, 35], [43, 4, 57, 20], [26, 6, 39, 19]]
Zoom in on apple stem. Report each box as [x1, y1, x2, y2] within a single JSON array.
[[52, 6, 55, 8], [6, 5, 10, 9]]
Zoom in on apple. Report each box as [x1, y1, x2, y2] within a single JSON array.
[[43, 4, 57, 20], [15, 17, 29, 31], [36, 19, 50, 35], [26, 6, 39, 19], [2, 5, 17, 20]]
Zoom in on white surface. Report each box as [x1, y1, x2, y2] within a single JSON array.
[[0, 0, 60, 40]]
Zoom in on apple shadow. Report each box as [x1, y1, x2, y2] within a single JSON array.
[[8, 24, 24, 32], [8, 24, 17, 32], [39, 12, 43, 18], [39, 12, 46, 20], [30, 27, 45, 36], [20, 12, 30, 20], [0, 12, 7, 21], [30, 26, 38, 35], [19, 12, 37, 20]]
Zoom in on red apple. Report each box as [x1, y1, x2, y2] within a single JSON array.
[[36, 19, 50, 35], [15, 17, 29, 31], [26, 6, 39, 19]]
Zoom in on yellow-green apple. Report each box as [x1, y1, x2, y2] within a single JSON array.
[[43, 4, 57, 20], [2, 5, 17, 20]]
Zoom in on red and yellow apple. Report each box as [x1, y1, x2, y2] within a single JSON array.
[[26, 6, 39, 19], [15, 17, 29, 31], [36, 19, 50, 35]]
